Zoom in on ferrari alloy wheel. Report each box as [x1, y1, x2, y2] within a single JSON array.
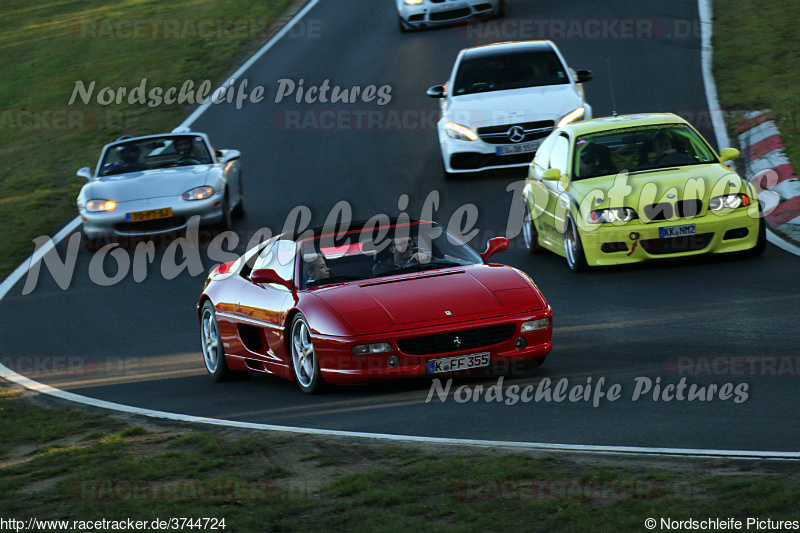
[[564, 218, 588, 272], [522, 200, 544, 253], [290, 314, 325, 394], [201, 301, 232, 381]]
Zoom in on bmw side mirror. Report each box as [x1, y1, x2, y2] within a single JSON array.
[[77, 167, 93, 181], [575, 70, 593, 83], [542, 168, 561, 181], [427, 85, 446, 98], [719, 147, 740, 163], [480, 237, 510, 261]]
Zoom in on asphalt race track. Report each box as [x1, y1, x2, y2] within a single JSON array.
[[2, 0, 799, 453]]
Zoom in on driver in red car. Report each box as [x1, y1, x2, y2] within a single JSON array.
[[373, 235, 431, 275], [304, 253, 330, 284]]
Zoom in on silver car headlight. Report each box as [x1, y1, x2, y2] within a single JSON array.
[[445, 122, 478, 141], [404, 0, 424, 4], [85, 199, 117, 212], [557, 107, 585, 128], [182, 186, 215, 201]]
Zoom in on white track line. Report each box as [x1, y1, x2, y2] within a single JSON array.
[[2, 0, 797, 460]]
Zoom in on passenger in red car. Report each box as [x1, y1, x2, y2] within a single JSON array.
[[305, 254, 330, 284]]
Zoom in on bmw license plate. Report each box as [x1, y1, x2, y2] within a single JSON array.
[[659, 223, 696, 238], [428, 352, 490, 374], [496, 139, 542, 156], [127, 207, 173, 222]]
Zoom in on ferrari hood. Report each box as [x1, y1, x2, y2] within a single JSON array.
[[447, 85, 583, 128], [83, 165, 214, 201], [310, 266, 546, 335]]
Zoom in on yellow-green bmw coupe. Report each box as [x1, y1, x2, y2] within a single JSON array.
[[521, 113, 765, 271]]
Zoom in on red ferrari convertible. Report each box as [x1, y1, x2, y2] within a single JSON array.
[[198, 220, 553, 393]]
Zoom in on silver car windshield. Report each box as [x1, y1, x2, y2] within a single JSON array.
[[99, 136, 212, 177]]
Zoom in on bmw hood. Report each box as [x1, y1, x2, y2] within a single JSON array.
[[446, 85, 584, 128], [568, 163, 748, 209], [310, 265, 546, 335], [82, 165, 214, 201]]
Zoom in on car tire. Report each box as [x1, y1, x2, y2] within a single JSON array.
[[522, 201, 544, 253], [200, 300, 246, 382], [398, 16, 410, 32], [745, 209, 767, 257], [218, 192, 233, 230], [232, 174, 245, 219], [564, 217, 588, 272], [290, 314, 327, 394]]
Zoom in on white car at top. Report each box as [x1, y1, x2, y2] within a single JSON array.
[[427, 40, 593, 177], [396, 0, 504, 32]]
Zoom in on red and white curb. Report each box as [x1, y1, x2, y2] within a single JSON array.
[[736, 110, 800, 254]]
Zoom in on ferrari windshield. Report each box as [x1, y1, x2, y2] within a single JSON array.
[[99, 135, 212, 177], [572, 124, 718, 180], [299, 222, 483, 289], [453, 50, 569, 96]]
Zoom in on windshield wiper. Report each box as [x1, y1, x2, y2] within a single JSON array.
[[391, 259, 465, 274], [306, 275, 363, 287]]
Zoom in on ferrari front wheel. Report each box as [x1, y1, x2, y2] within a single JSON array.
[[290, 314, 326, 394], [201, 301, 235, 381]]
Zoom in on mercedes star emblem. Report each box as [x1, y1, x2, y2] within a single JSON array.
[[507, 125, 526, 143]]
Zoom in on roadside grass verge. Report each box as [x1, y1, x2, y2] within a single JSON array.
[[714, 0, 800, 168], [2, 384, 799, 531], [0, 0, 295, 279]]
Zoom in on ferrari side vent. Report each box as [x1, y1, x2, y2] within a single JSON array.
[[397, 323, 516, 356]]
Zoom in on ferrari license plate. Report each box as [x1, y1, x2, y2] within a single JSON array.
[[496, 139, 542, 156], [428, 352, 490, 374], [659, 223, 696, 238], [126, 208, 173, 222]]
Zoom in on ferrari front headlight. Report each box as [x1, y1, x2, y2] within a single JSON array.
[[182, 186, 215, 201], [352, 342, 392, 355], [445, 122, 478, 141], [85, 199, 117, 212]]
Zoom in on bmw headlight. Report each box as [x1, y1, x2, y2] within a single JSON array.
[[85, 199, 117, 212], [182, 186, 215, 201], [445, 122, 478, 141], [709, 193, 750, 211], [587, 207, 638, 224], [557, 107, 585, 128]]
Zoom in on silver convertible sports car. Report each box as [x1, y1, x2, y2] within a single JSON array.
[[76, 130, 244, 241], [396, 0, 504, 32]]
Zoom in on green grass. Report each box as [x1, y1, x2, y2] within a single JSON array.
[[714, 0, 800, 169], [2, 386, 800, 531], [0, 0, 295, 278]]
